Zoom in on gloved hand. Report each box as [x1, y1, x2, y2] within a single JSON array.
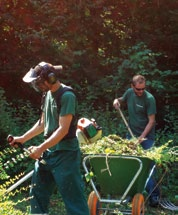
[[113, 98, 120, 110]]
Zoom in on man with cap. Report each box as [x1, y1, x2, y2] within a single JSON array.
[[9, 62, 89, 215]]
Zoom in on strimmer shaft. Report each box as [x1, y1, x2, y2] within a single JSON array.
[[5, 170, 34, 195]]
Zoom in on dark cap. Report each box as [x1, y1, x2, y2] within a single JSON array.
[[23, 61, 63, 83]]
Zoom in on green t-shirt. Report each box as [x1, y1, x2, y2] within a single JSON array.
[[122, 88, 156, 139], [43, 85, 79, 151]]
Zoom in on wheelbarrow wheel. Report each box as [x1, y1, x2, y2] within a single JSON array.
[[132, 193, 145, 215], [88, 191, 102, 215]]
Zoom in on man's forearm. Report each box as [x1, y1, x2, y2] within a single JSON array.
[[140, 121, 155, 139], [140, 114, 156, 139], [22, 120, 44, 142]]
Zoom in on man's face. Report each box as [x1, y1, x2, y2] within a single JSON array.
[[31, 79, 50, 92], [133, 82, 146, 97]]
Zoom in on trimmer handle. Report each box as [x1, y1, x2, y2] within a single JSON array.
[[7, 135, 29, 153], [7, 135, 13, 143], [7, 134, 46, 165], [7, 135, 25, 150]]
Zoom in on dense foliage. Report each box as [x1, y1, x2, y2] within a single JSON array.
[[0, 1, 177, 214], [0, 1, 178, 123]]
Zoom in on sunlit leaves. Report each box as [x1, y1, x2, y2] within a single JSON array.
[[81, 134, 177, 168]]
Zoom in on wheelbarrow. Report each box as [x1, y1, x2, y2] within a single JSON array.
[[83, 154, 156, 215]]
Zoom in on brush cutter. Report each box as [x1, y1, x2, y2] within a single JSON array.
[[4, 135, 46, 195], [5, 170, 34, 194]]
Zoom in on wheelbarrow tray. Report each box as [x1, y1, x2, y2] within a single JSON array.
[[83, 154, 155, 204]]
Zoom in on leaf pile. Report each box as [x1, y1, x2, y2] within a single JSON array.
[[81, 134, 177, 168]]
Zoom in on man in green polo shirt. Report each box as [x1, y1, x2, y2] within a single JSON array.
[[113, 74, 160, 207], [9, 62, 89, 215]]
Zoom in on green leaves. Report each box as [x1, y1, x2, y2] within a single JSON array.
[[85, 171, 94, 182], [0, 146, 28, 172], [81, 134, 177, 168]]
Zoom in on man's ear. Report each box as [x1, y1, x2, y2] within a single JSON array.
[[131, 83, 134, 88]]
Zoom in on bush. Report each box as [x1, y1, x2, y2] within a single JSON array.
[[0, 88, 45, 183]]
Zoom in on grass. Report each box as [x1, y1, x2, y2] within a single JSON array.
[[1, 190, 176, 215], [1, 164, 177, 215]]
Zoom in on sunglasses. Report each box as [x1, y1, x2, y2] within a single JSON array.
[[134, 87, 145, 91]]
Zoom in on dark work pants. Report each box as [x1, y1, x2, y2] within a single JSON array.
[[29, 150, 89, 215], [141, 139, 160, 198]]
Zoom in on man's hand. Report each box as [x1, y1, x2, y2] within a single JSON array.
[[8, 135, 25, 148], [28, 146, 43, 160], [113, 98, 120, 110], [138, 136, 147, 143]]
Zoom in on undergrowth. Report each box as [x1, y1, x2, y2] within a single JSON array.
[[0, 134, 177, 214], [0, 87, 177, 214]]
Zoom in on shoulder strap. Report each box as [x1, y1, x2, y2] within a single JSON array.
[[55, 84, 74, 112], [39, 92, 47, 125], [55, 84, 77, 140]]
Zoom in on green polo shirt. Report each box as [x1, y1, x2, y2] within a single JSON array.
[[122, 88, 156, 139], [43, 85, 79, 151]]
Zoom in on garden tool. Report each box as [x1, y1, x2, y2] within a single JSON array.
[[4, 135, 46, 195], [117, 107, 135, 139], [7, 135, 46, 165], [117, 107, 146, 143], [5, 170, 34, 194]]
